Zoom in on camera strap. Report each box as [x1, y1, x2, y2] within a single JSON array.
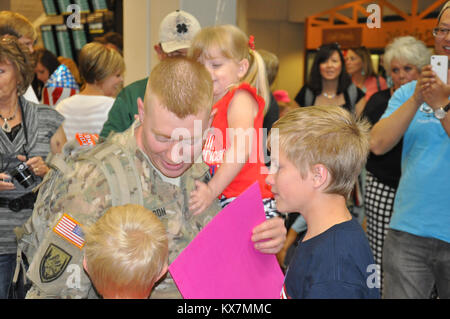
[[18, 97, 29, 160]]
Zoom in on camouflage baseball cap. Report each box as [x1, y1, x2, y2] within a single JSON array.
[[159, 10, 201, 53]]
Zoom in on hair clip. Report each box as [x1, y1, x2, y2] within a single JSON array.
[[248, 35, 255, 50]]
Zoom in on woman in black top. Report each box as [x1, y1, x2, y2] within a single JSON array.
[[295, 43, 365, 116], [361, 36, 430, 295]]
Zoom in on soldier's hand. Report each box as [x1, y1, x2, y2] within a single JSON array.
[[251, 216, 287, 254], [189, 180, 215, 215]]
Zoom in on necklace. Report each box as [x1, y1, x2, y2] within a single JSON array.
[[0, 103, 18, 133], [322, 92, 336, 99]]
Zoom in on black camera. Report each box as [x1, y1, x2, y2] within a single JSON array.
[[8, 192, 37, 212], [9, 162, 35, 188]]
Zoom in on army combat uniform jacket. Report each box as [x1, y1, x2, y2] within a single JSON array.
[[18, 121, 221, 298]]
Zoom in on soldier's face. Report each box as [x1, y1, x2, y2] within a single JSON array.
[[136, 94, 211, 178]]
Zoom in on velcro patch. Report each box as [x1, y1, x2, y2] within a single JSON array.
[[53, 214, 85, 249], [75, 133, 98, 146], [40, 244, 72, 283]]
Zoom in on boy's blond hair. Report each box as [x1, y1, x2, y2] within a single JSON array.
[[78, 42, 124, 84], [146, 56, 213, 118], [188, 24, 270, 115], [83, 204, 168, 297], [269, 106, 371, 199]]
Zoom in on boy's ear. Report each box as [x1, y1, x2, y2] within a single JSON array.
[[82, 256, 88, 274], [157, 262, 169, 282], [238, 58, 249, 79], [311, 164, 328, 189]]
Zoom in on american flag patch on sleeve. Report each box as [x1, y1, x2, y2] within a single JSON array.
[[53, 214, 85, 249]]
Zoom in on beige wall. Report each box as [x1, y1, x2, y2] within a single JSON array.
[[123, 0, 179, 85], [243, 0, 305, 101]]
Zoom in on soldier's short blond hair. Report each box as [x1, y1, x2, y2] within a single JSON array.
[[268, 106, 371, 199], [84, 204, 168, 297], [146, 56, 213, 118]]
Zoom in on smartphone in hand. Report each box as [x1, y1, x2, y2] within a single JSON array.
[[431, 55, 448, 84]]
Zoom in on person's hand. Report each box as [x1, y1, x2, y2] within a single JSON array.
[[189, 180, 216, 215], [17, 155, 49, 178], [251, 216, 287, 254], [411, 65, 431, 107], [420, 65, 450, 110], [0, 172, 15, 191]]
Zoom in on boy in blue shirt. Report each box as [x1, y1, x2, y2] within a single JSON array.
[[266, 106, 380, 299]]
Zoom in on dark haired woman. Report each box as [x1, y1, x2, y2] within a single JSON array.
[[294, 43, 366, 116]]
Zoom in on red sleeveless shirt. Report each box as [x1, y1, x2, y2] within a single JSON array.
[[202, 83, 273, 199]]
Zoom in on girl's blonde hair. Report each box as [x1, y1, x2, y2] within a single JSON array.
[[189, 24, 270, 115], [83, 204, 168, 297]]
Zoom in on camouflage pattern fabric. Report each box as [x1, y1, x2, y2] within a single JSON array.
[[18, 121, 220, 298]]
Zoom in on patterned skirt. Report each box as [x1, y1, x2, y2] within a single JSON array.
[[219, 196, 280, 219], [364, 170, 397, 292]]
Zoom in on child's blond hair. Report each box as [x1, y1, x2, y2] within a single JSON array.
[[83, 204, 168, 297], [268, 106, 371, 199], [188, 24, 270, 115], [146, 56, 213, 118]]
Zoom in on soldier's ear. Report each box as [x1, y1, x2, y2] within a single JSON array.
[[137, 97, 145, 122]]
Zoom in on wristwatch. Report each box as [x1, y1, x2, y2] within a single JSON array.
[[434, 102, 450, 120]]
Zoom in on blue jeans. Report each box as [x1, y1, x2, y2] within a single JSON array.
[[0, 254, 15, 299], [383, 229, 450, 299]]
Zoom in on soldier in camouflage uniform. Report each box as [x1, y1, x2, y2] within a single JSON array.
[[18, 57, 287, 298]]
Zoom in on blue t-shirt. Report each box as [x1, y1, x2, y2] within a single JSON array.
[[281, 218, 380, 299], [381, 81, 450, 243]]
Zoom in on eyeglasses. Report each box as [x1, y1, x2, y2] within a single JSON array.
[[432, 27, 450, 38]]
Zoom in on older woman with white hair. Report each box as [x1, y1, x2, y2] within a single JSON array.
[[361, 35, 430, 295]]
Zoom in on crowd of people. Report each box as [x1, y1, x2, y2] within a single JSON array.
[[0, 1, 448, 300]]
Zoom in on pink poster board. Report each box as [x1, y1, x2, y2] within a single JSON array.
[[169, 182, 284, 299]]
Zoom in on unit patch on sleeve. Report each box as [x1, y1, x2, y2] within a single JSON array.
[[53, 214, 86, 249], [39, 244, 72, 283]]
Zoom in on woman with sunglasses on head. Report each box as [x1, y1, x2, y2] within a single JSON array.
[[294, 43, 366, 117], [0, 35, 65, 299]]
